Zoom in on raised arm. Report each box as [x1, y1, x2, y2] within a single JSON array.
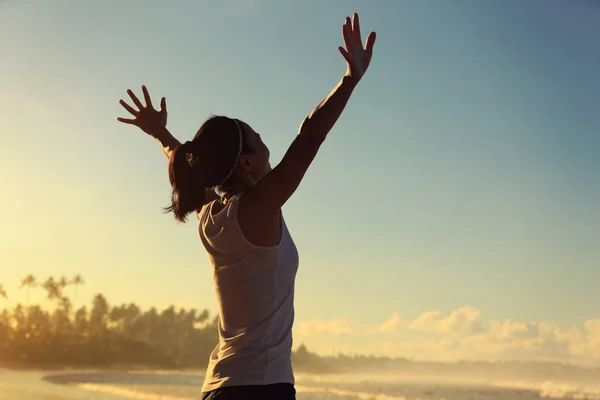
[[245, 13, 376, 213], [117, 86, 180, 158], [117, 86, 219, 204], [151, 127, 181, 159]]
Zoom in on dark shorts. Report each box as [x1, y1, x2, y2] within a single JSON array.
[[201, 383, 296, 400]]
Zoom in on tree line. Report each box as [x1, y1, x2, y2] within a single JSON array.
[[0, 276, 330, 371]]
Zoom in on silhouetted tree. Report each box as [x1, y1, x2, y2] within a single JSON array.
[[0, 274, 327, 371], [88, 294, 109, 337], [0, 309, 12, 349], [20, 275, 36, 305], [41, 277, 62, 304], [73, 306, 88, 336], [70, 274, 84, 307], [58, 276, 69, 288]]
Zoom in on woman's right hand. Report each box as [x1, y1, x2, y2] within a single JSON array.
[[117, 85, 168, 138]]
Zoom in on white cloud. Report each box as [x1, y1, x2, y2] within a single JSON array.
[[363, 306, 600, 365], [585, 319, 600, 337], [407, 306, 483, 335], [409, 311, 442, 332], [373, 313, 408, 333], [497, 319, 539, 340], [296, 319, 352, 336], [435, 306, 484, 335]]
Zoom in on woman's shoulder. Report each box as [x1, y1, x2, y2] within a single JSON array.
[[198, 193, 242, 224], [198, 193, 260, 252]]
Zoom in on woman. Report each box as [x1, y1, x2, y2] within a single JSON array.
[[117, 13, 376, 400]]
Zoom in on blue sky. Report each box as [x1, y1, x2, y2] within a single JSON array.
[[1, 0, 599, 362]]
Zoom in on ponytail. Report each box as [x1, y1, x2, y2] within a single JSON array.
[[165, 142, 206, 222]]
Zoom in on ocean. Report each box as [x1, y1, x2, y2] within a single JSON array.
[[1, 369, 599, 400]]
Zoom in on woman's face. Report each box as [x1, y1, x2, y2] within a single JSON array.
[[240, 122, 271, 181]]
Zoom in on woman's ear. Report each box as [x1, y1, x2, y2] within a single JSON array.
[[239, 155, 252, 172]]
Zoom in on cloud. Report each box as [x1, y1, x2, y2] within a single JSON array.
[[406, 306, 483, 335], [373, 313, 409, 333], [495, 319, 540, 340], [296, 319, 352, 336], [409, 311, 442, 332], [585, 319, 600, 337], [367, 306, 600, 365], [435, 306, 484, 335]]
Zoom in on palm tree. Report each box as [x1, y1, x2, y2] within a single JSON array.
[[70, 274, 85, 307], [58, 275, 69, 289], [20, 274, 37, 305], [41, 277, 63, 303]]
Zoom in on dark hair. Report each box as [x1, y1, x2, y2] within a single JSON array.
[[165, 115, 253, 222]]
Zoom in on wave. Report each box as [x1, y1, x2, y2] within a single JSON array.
[[43, 371, 600, 400], [75, 383, 197, 400], [73, 382, 417, 400], [492, 380, 600, 400], [296, 384, 415, 400]]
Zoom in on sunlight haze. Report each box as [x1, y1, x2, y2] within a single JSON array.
[[1, 0, 599, 366]]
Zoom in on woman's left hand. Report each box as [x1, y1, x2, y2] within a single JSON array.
[[338, 13, 376, 83]]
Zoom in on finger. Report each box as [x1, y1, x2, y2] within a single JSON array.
[[119, 99, 138, 116], [127, 89, 144, 110], [342, 17, 352, 51], [117, 117, 137, 125], [352, 13, 362, 44], [142, 85, 153, 108], [160, 97, 167, 113], [338, 46, 353, 65], [365, 31, 377, 52]]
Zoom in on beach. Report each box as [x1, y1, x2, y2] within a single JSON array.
[[3, 368, 600, 400]]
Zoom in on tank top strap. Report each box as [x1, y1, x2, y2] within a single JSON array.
[[199, 193, 260, 254]]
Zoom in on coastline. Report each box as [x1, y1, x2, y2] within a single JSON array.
[[4, 368, 600, 400], [0, 362, 207, 373]]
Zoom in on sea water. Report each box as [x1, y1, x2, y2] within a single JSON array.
[[1, 369, 599, 400]]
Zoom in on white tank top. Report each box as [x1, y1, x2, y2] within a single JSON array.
[[197, 194, 299, 392]]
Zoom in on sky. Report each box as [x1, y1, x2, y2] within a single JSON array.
[[1, 0, 599, 364]]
